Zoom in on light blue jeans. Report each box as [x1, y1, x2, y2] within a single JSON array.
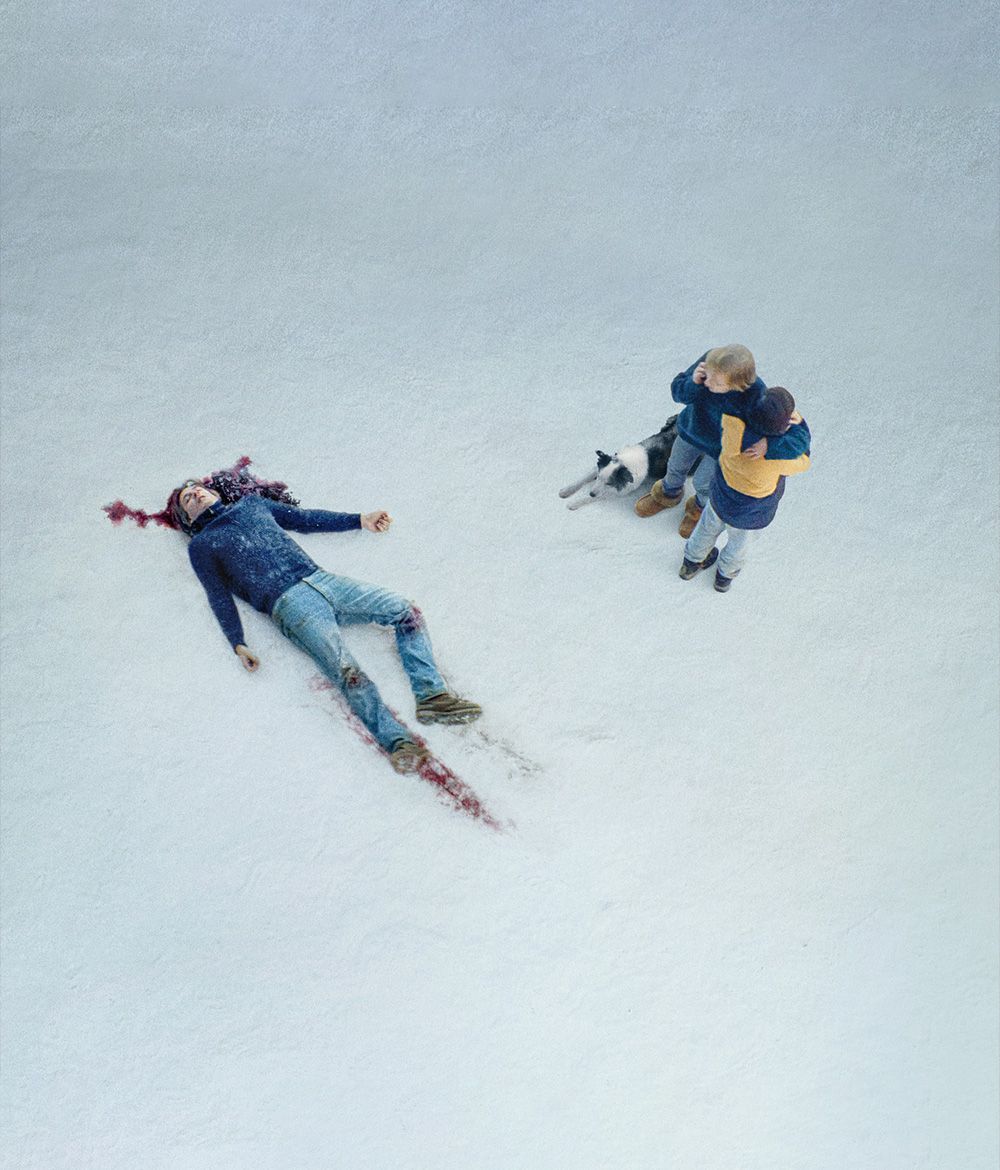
[[271, 570, 446, 751], [683, 500, 754, 580], [662, 435, 716, 506]]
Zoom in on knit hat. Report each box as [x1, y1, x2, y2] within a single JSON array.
[[104, 456, 300, 534], [749, 387, 796, 436]]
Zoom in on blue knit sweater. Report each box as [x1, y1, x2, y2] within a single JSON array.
[[187, 495, 361, 647]]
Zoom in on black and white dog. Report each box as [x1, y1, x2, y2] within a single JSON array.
[[559, 415, 679, 510]]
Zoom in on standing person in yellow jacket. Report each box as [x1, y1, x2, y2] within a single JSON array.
[[678, 387, 811, 592]]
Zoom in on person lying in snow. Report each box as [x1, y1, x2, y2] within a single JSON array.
[[168, 477, 481, 774]]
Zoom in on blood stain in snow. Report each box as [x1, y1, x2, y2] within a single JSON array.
[[308, 676, 502, 829]]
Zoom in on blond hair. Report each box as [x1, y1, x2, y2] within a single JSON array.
[[705, 344, 756, 390]]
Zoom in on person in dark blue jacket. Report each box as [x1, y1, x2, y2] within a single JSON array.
[[634, 344, 809, 538], [173, 480, 481, 774]]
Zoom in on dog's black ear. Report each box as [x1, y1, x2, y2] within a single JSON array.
[[608, 465, 634, 491], [595, 450, 612, 469]]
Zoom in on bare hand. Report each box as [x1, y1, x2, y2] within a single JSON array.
[[235, 644, 260, 672], [361, 510, 392, 533], [692, 362, 708, 385], [743, 437, 768, 460]]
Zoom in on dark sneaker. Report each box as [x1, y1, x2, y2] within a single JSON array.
[[634, 480, 684, 517], [389, 739, 430, 774], [678, 547, 720, 580], [415, 692, 483, 725], [714, 570, 734, 593]]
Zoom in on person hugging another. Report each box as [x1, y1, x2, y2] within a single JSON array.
[[635, 344, 807, 539], [678, 387, 811, 592]]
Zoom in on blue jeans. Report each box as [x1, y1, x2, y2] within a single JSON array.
[[662, 435, 716, 507], [683, 500, 754, 579], [271, 570, 446, 751]]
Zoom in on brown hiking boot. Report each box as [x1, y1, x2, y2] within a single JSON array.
[[678, 495, 703, 538], [416, 692, 483, 725], [389, 740, 431, 773], [634, 479, 683, 517]]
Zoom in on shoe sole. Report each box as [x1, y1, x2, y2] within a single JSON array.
[[391, 755, 429, 774], [416, 710, 483, 725]]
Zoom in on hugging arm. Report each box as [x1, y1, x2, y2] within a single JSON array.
[[742, 418, 812, 461], [723, 415, 810, 477], [765, 418, 811, 460]]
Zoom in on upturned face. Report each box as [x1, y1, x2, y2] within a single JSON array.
[[179, 481, 221, 522]]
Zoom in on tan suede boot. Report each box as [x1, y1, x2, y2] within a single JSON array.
[[634, 479, 683, 517], [389, 740, 431, 774], [678, 495, 703, 538]]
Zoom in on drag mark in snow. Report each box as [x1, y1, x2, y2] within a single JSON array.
[[465, 725, 541, 780], [308, 677, 503, 830]]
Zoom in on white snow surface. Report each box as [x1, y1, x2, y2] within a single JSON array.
[[2, 4, 998, 1169]]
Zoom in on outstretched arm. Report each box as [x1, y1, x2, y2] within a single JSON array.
[[188, 542, 246, 650], [361, 510, 392, 533], [265, 499, 363, 534], [265, 497, 393, 534]]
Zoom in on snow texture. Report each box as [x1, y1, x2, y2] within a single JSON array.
[[2, 3, 998, 1168]]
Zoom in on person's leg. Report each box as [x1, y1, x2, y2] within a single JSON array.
[[300, 571, 446, 700], [636, 436, 706, 516], [678, 455, 716, 537], [690, 454, 717, 508], [271, 580, 411, 751], [683, 499, 725, 565], [717, 524, 754, 580], [661, 435, 705, 496]]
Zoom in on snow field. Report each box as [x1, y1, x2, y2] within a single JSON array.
[[2, 6, 998, 1167]]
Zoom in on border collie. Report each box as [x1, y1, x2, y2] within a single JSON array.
[[559, 415, 679, 510]]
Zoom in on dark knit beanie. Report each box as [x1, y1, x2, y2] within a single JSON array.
[[104, 456, 300, 533], [749, 387, 796, 436]]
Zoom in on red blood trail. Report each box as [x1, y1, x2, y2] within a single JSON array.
[[308, 676, 502, 829]]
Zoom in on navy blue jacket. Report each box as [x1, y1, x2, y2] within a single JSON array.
[[187, 495, 361, 647]]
